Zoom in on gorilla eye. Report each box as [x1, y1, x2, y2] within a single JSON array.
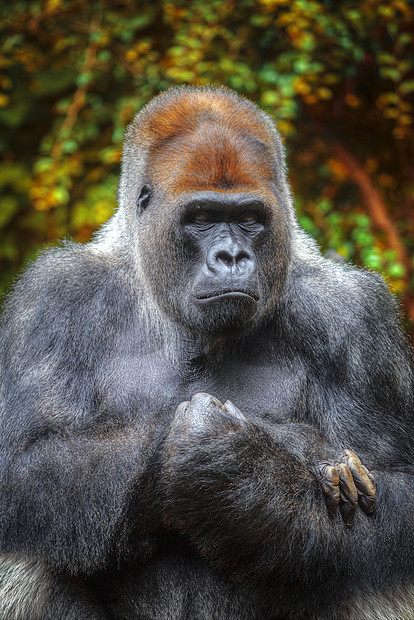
[[239, 212, 257, 224], [137, 185, 152, 215]]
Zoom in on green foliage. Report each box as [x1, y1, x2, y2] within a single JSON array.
[[0, 0, 413, 332]]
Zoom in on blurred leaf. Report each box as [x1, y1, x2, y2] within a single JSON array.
[[388, 263, 406, 278], [0, 196, 18, 228], [400, 80, 414, 95]]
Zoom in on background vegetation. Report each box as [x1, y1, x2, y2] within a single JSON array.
[[1, 0, 413, 337]]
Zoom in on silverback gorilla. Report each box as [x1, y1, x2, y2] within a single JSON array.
[[0, 86, 413, 620]]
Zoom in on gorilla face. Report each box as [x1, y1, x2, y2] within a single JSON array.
[[137, 186, 290, 336], [182, 190, 264, 333]]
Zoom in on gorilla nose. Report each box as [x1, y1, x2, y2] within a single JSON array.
[[216, 250, 249, 267], [208, 247, 254, 276]]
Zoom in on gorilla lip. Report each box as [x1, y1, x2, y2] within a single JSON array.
[[195, 290, 259, 303]]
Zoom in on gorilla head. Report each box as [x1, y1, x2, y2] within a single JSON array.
[[114, 87, 295, 334]]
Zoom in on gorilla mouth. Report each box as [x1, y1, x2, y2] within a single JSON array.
[[195, 290, 260, 303]]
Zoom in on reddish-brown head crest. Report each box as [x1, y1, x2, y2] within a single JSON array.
[[125, 86, 280, 195]]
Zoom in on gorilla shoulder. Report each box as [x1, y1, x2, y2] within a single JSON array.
[[1, 242, 135, 350], [284, 256, 403, 357]]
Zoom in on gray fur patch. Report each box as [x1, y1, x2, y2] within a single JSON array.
[[0, 553, 51, 620]]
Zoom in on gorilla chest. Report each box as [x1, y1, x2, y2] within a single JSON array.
[[201, 358, 307, 420], [99, 350, 307, 423]]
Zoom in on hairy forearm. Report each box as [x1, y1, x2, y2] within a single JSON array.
[[161, 412, 413, 592], [161, 418, 329, 579], [0, 426, 163, 575]]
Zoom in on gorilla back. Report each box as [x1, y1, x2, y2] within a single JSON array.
[[1, 86, 413, 620]]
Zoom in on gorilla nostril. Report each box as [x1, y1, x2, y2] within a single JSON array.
[[237, 252, 250, 263], [216, 251, 234, 266]]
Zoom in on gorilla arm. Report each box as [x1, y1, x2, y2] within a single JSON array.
[[160, 305, 414, 600], [0, 424, 162, 575], [160, 394, 414, 595], [161, 396, 348, 586], [0, 250, 163, 575]]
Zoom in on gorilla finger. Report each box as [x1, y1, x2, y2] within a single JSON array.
[[223, 400, 247, 421], [317, 462, 340, 514], [342, 450, 376, 515], [171, 401, 191, 432], [190, 393, 223, 410], [180, 393, 225, 429], [337, 462, 358, 528], [175, 401, 190, 416], [360, 463, 376, 488]]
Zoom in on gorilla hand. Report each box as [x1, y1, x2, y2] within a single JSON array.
[[161, 392, 249, 539], [317, 451, 376, 528], [163, 394, 376, 534], [173, 393, 247, 431]]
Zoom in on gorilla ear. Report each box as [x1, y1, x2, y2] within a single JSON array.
[[136, 185, 152, 215]]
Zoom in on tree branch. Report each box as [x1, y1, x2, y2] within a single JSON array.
[[51, 13, 102, 160], [332, 142, 414, 328], [332, 142, 409, 278]]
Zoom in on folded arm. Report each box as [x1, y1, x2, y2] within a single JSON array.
[[160, 394, 414, 600]]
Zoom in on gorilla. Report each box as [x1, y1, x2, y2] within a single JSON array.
[[0, 86, 413, 620]]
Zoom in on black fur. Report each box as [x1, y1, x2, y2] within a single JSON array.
[[0, 86, 413, 619]]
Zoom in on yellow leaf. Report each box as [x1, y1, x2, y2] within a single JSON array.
[[293, 77, 311, 95], [345, 93, 360, 107], [318, 87, 332, 100], [125, 50, 137, 61]]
